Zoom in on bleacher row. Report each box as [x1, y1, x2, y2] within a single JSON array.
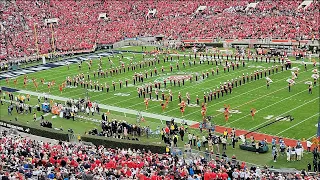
[[0, 131, 316, 180], [0, 0, 319, 59]]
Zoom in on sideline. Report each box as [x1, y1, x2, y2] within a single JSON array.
[[13, 89, 199, 126]]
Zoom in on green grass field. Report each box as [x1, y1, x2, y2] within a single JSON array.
[[0, 46, 319, 170]]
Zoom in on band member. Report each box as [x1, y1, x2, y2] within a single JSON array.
[[186, 92, 190, 104], [267, 80, 270, 89], [308, 85, 312, 94], [288, 83, 291, 92], [162, 90, 165, 101], [155, 89, 159, 100], [144, 98, 149, 110], [178, 92, 181, 103], [196, 95, 199, 105], [251, 108, 256, 120]]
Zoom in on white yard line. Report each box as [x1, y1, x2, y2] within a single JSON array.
[[17, 89, 198, 126], [275, 113, 319, 135], [307, 134, 317, 140], [247, 97, 319, 131], [176, 71, 303, 117], [123, 68, 257, 109], [90, 64, 251, 104], [40, 59, 249, 103], [226, 87, 308, 125]]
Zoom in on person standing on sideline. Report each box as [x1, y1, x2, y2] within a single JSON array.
[[188, 133, 192, 145], [307, 140, 312, 152], [33, 113, 37, 121], [231, 136, 236, 149]]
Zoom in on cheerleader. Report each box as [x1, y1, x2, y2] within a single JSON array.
[[224, 104, 230, 122], [59, 85, 63, 94], [160, 100, 166, 112], [144, 98, 149, 110], [201, 103, 207, 119], [47, 82, 51, 93], [180, 100, 186, 117], [165, 96, 169, 107], [251, 108, 256, 120]]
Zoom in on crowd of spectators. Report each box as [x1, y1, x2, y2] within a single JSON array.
[[1, 130, 318, 180], [1, 0, 319, 59]]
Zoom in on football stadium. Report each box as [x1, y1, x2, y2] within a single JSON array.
[[0, 0, 319, 179]]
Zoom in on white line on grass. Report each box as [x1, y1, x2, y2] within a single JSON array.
[[17, 89, 199, 126], [97, 66, 251, 103], [226, 85, 309, 125], [275, 113, 319, 135], [118, 68, 257, 108], [173, 73, 308, 117], [51, 59, 251, 102], [247, 97, 319, 131], [307, 134, 316, 140]]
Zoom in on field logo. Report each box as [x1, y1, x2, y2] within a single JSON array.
[[114, 93, 130, 96], [66, 85, 77, 89], [216, 108, 241, 114], [188, 104, 200, 108], [305, 81, 312, 85], [144, 58, 156, 61], [290, 67, 300, 71], [276, 116, 290, 121], [264, 115, 274, 120], [248, 65, 264, 68], [154, 74, 192, 83], [127, 84, 135, 87], [87, 89, 101, 93], [151, 98, 161, 102], [167, 75, 192, 81]]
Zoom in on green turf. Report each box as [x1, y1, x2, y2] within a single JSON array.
[[0, 46, 319, 170]]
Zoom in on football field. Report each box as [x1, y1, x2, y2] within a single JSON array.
[[1, 46, 319, 141]]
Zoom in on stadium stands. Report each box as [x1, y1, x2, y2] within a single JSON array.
[[0, 130, 316, 179], [1, 0, 319, 59]]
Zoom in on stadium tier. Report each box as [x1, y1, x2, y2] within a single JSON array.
[[0, 131, 316, 179], [0, 0, 320, 179], [1, 0, 319, 59]]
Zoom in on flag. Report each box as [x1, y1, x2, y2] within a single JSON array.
[[317, 117, 320, 140]]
